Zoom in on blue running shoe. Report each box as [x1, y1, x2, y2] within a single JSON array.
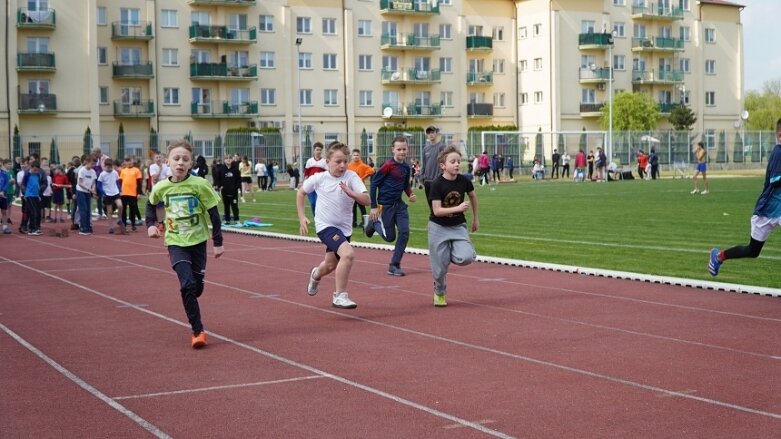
[[708, 248, 722, 276]]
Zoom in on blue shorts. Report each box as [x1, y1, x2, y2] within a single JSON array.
[[696, 163, 707, 173], [0, 197, 7, 210], [316, 226, 351, 253]]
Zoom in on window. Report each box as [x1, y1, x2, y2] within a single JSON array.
[[534, 58, 543, 70], [680, 57, 690, 73], [493, 26, 504, 41], [99, 87, 109, 104], [297, 17, 311, 34], [680, 0, 690, 11], [613, 22, 625, 37], [227, 51, 248, 68], [229, 87, 249, 107], [493, 59, 505, 74], [358, 54, 372, 71], [358, 20, 372, 36], [162, 48, 178, 66], [633, 23, 647, 38], [260, 88, 276, 105], [191, 11, 210, 26], [680, 25, 690, 41], [439, 57, 453, 74], [382, 55, 398, 72], [299, 89, 312, 106], [440, 0, 452, 4], [228, 14, 248, 31], [440, 91, 453, 107], [97, 6, 106, 26], [359, 90, 373, 106], [519, 59, 527, 72], [705, 59, 715, 75], [615, 55, 626, 70], [582, 88, 596, 104], [259, 15, 274, 32], [322, 18, 337, 35], [533, 23, 541, 36], [440, 24, 452, 40], [581, 55, 596, 69], [613, 0, 626, 5], [191, 49, 209, 63], [324, 89, 338, 106], [705, 28, 715, 43], [520, 92, 528, 104], [323, 53, 337, 70], [298, 53, 312, 69], [193, 140, 213, 158], [494, 92, 506, 107], [468, 25, 483, 37], [163, 88, 179, 105], [161, 9, 177, 28], [259, 51, 275, 68], [581, 20, 596, 33], [119, 48, 141, 65], [120, 8, 140, 25], [534, 91, 543, 103], [705, 91, 715, 106], [97, 47, 107, 65], [519, 26, 527, 39]]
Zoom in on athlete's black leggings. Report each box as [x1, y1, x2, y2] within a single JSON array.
[[723, 238, 765, 260]]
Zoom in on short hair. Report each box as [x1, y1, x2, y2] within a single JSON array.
[[776, 118, 781, 133], [437, 145, 461, 164], [351, 148, 361, 154], [697, 141, 704, 148], [30, 160, 40, 168], [326, 142, 349, 159], [391, 135, 408, 147], [82, 156, 95, 164], [1, 159, 10, 165], [313, 141, 325, 150], [167, 139, 192, 155]]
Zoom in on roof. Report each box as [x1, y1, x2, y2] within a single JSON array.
[[698, 0, 745, 7]]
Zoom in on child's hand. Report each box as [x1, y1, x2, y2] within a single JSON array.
[[213, 245, 224, 258], [147, 225, 160, 238], [408, 193, 417, 203], [298, 217, 310, 235], [459, 201, 470, 212]]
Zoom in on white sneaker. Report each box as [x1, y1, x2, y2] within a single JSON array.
[[332, 292, 357, 309], [690, 189, 699, 194], [701, 190, 709, 195], [307, 267, 320, 296]]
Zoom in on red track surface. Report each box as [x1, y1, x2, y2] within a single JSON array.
[[1, 220, 780, 438]]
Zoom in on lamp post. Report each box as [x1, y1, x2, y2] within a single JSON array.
[[295, 38, 303, 185], [607, 30, 616, 161]]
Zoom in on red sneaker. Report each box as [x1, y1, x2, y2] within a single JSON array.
[[191, 332, 207, 349]]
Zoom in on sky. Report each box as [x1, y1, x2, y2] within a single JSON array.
[[742, 0, 781, 92]]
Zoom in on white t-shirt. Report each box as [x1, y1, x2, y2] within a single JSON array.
[[43, 175, 53, 197], [304, 157, 327, 177], [97, 169, 120, 196], [149, 163, 171, 185], [254, 162, 267, 176], [301, 170, 366, 235], [77, 167, 97, 193]]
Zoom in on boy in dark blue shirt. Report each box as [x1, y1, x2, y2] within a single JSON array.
[[21, 161, 48, 236]]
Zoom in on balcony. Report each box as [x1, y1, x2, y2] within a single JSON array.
[[578, 32, 613, 49], [112, 62, 154, 79], [380, 33, 440, 50], [658, 102, 682, 115], [579, 67, 612, 83], [466, 71, 493, 86], [380, 103, 442, 119], [190, 63, 258, 80], [189, 25, 257, 44], [632, 69, 683, 85], [380, 0, 440, 15], [381, 68, 441, 84], [191, 101, 258, 118], [17, 53, 56, 71], [114, 100, 155, 118], [18, 93, 57, 114], [111, 22, 154, 40], [466, 35, 492, 51], [187, 0, 255, 6], [580, 103, 605, 117], [17, 8, 55, 29], [631, 3, 684, 20], [467, 103, 493, 118], [631, 36, 684, 52]]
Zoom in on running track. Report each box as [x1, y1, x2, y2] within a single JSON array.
[[1, 222, 780, 438]]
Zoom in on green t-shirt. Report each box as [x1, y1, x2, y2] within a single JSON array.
[[149, 175, 221, 247]]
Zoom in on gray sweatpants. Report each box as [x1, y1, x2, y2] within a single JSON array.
[[427, 221, 476, 295]]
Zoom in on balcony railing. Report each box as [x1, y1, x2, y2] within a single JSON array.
[[579, 67, 612, 82], [19, 93, 57, 113], [380, 103, 442, 118], [632, 69, 684, 84], [111, 22, 154, 40], [631, 36, 684, 51], [113, 100, 155, 118], [467, 71, 493, 85], [631, 3, 684, 20], [658, 102, 682, 114], [190, 63, 258, 80], [112, 62, 154, 79], [466, 35, 492, 51], [381, 68, 441, 84], [380, 0, 440, 15], [467, 103, 493, 117], [17, 53, 56, 71], [17, 8, 55, 29], [189, 25, 257, 43], [580, 103, 605, 116], [380, 33, 440, 50], [578, 32, 614, 48], [187, 0, 255, 6], [191, 101, 258, 118]]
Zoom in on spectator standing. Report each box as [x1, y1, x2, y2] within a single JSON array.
[[506, 156, 515, 180], [347, 148, 375, 228], [304, 142, 328, 213], [255, 159, 268, 191], [587, 150, 595, 181], [551, 149, 561, 179], [691, 142, 709, 195], [649, 147, 660, 180], [214, 155, 241, 224], [119, 157, 143, 233], [561, 151, 571, 179], [574, 149, 587, 181], [239, 155, 254, 202]]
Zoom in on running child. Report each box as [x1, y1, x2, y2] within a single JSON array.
[[347, 148, 375, 228], [297, 142, 369, 309], [145, 139, 224, 349], [364, 135, 416, 276], [691, 141, 709, 194], [97, 158, 122, 234], [427, 146, 479, 307], [708, 118, 781, 276]]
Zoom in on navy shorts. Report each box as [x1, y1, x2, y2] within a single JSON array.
[[0, 197, 7, 210], [168, 241, 208, 269], [316, 226, 351, 253], [103, 194, 120, 207]]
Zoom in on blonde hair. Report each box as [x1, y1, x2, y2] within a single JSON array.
[[167, 139, 193, 156], [326, 142, 350, 159]]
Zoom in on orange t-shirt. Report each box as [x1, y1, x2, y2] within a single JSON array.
[[347, 160, 375, 181], [119, 166, 142, 196]]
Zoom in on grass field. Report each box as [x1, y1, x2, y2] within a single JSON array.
[[230, 173, 780, 289]]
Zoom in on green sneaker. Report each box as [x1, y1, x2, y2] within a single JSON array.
[[433, 294, 447, 307]]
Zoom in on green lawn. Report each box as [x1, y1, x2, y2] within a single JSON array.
[[230, 175, 780, 289]]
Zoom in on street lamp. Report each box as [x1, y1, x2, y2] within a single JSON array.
[[607, 30, 616, 162], [295, 37, 303, 185]]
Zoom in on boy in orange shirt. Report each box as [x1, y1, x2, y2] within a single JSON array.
[[118, 157, 143, 233], [347, 148, 375, 228]]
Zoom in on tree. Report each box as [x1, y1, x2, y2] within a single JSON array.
[[602, 91, 660, 131], [744, 89, 781, 131], [669, 105, 697, 131]]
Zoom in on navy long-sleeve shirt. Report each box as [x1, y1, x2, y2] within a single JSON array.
[[369, 159, 412, 208]]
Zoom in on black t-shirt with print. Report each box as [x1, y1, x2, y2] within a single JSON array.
[[428, 174, 474, 227]]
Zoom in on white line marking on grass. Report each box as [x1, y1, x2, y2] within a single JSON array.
[[0, 322, 171, 439], [113, 375, 324, 400]]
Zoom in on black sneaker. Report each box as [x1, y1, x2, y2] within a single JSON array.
[[363, 215, 374, 238], [387, 265, 406, 277]]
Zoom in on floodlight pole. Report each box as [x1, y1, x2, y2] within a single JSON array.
[[296, 38, 303, 186], [607, 31, 616, 162]]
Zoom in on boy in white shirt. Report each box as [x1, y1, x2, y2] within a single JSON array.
[[76, 156, 98, 235], [97, 159, 122, 234]]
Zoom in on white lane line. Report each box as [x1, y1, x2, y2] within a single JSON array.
[[0, 323, 171, 439], [113, 375, 324, 400]]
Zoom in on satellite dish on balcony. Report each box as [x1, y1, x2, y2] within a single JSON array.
[[741, 110, 749, 120], [390, 71, 401, 81], [38, 103, 45, 112], [382, 107, 394, 118]]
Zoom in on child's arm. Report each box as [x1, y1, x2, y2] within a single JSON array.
[[144, 199, 162, 238], [295, 188, 310, 235], [431, 199, 470, 218], [339, 181, 369, 206], [467, 190, 479, 232], [207, 206, 224, 258]]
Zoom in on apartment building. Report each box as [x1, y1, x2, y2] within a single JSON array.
[[1, 0, 743, 161]]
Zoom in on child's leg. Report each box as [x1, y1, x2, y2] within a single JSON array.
[[389, 205, 409, 267], [427, 222, 452, 295], [313, 251, 339, 283], [333, 242, 355, 293], [230, 194, 240, 221], [169, 244, 207, 335], [222, 195, 231, 221]]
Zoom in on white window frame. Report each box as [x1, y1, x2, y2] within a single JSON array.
[[440, 24, 452, 40], [534, 91, 543, 103], [97, 47, 107, 65], [163, 87, 179, 105], [533, 23, 541, 36], [705, 28, 715, 43], [440, 91, 453, 107], [519, 26, 527, 39], [322, 18, 337, 35], [324, 89, 338, 106], [520, 92, 528, 104], [99, 87, 109, 104], [519, 59, 527, 72], [300, 89, 312, 106], [534, 58, 543, 70], [161, 9, 177, 28], [323, 53, 337, 70], [358, 54, 372, 71], [259, 15, 274, 32], [705, 59, 716, 75], [299, 53, 312, 69], [493, 59, 505, 74], [705, 91, 715, 106], [494, 92, 506, 108], [259, 51, 275, 69], [680, 25, 690, 42], [680, 57, 690, 73], [493, 26, 504, 41], [359, 90, 373, 107], [260, 88, 276, 106], [162, 48, 178, 66], [297, 17, 312, 34], [440, 57, 453, 74], [97, 6, 107, 26], [358, 20, 372, 36]]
